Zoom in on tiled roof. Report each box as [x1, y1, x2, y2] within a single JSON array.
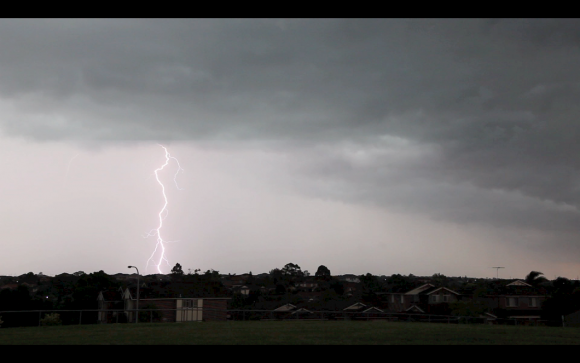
[[405, 284, 435, 295]]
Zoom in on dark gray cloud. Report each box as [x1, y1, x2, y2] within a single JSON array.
[[2, 18, 580, 243]]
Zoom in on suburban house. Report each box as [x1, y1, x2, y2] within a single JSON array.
[[337, 275, 361, 283], [267, 301, 384, 320], [297, 290, 323, 302], [481, 280, 547, 322], [221, 274, 250, 289], [231, 285, 250, 296], [97, 286, 230, 323], [383, 284, 461, 315], [297, 280, 319, 291], [336, 302, 386, 320], [97, 287, 126, 323]]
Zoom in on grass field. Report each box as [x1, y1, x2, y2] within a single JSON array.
[[1, 321, 579, 345]]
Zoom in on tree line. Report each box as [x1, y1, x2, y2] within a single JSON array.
[[1, 266, 580, 327]]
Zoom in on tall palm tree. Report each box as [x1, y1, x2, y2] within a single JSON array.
[[525, 271, 548, 286]]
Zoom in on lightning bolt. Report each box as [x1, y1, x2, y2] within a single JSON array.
[[145, 144, 184, 274]]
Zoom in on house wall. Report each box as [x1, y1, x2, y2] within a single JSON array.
[[387, 294, 411, 312], [203, 299, 228, 321], [498, 296, 543, 310], [132, 299, 177, 323], [98, 301, 114, 323], [125, 299, 135, 322], [121, 298, 228, 322], [428, 291, 459, 304], [175, 299, 203, 322]]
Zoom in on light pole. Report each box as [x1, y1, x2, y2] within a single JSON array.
[[128, 266, 140, 323]]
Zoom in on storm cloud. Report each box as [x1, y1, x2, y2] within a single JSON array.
[[1, 19, 580, 277]]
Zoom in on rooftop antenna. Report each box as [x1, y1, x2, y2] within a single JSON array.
[[491, 267, 505, 279]]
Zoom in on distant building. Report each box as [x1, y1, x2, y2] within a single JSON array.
[[481, 280, 547, 322], [383, 283, 461, 315], [97, 287, 230, 323]]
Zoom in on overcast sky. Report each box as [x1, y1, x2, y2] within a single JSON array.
[[1, 19, 580, 279]]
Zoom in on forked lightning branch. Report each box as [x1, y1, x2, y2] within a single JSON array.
[[144, 145, 184, 274]]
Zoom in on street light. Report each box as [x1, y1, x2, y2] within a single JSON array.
[[128, 266, 140, 323]]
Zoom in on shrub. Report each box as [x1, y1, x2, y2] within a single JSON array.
[[40, 313, 62, 326]]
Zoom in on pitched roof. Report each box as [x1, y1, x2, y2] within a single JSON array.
[[426, 287, 460, 296], [405, 284, 435, 295], [362, 307, 384, 313], [480, 312, 497, 319], [274, 303, 297, 312], [343, 302, 367, 311], [406, 305, 425, 313], [507, 280, 532, 287], [98, 288, 123, 301], [290, 308, 313, 315], [486, 280, 545, 296]]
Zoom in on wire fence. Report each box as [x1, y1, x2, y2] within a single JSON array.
[[227, 309, 554, 326], [0, 308, 558, 328]]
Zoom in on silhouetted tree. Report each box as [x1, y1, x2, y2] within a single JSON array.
[[432, 273, 448, 286], [269, 268, 283, 283], [542, 277, 580, 324], [281, 263, 303, 278], [171, 263, 184, 276], [386, 274, 414, 292], [69, 271, 120, 324], [329, 279, 344, 296], [315, 265, 331, 278], [139, 303, 162, 322], [525, 271, 548, 286], [229, 292, 247, 309], [360, 273, 382, 305]]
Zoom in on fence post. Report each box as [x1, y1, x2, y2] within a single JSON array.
[[562, 315, 565, 328], [79, 311, 82, 325], [38, 311, 42, 327], [151, 310, 153, 323], [243, 311, 245, 321]]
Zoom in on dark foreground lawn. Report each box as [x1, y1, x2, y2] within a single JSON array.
[[1, 321, 579, 345]]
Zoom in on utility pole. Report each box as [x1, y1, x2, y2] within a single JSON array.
[[491, 267, 505, 279]]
